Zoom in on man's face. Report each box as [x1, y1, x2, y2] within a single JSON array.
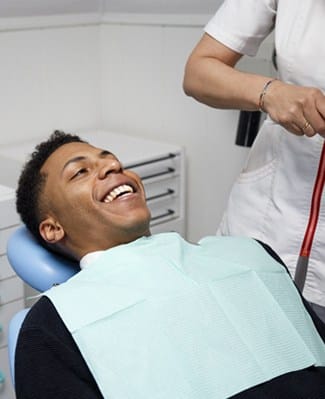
[[39, 141, 151, 259]]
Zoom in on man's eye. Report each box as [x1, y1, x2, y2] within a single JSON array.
[[71, 168, 87, 179]]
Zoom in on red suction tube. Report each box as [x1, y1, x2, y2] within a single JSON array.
[[294, 140, 325, 291]]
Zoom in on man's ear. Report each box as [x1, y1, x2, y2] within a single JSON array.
[[39, 217, 65, 244]]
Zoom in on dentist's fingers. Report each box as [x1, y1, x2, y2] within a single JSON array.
[[262, 81, 325, 137]]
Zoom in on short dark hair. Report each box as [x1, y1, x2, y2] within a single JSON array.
[[16, 130, 86, 244]]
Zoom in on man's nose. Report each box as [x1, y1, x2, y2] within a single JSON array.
[[98, 158, 122, 179]]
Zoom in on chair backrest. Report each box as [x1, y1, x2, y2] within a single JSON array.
[[7, 226, 80, 292], [7, 308, 31, 383], [6, 225, 80, 384]]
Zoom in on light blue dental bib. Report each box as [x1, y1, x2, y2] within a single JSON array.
[[45, 233, 325, 399]]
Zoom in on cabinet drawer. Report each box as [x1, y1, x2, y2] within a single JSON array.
[[0, 299, 25, 349], [126, 153, 180, 182], [151, 217, 185, 236], [145, 176, 179, 204], [0, 256, 16, 280], [0, 226, 18, 256], [0, 346, 15, 399], [149, 196, 180, 226], [0, 277, 24, 305]]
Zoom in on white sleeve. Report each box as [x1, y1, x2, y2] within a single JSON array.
[[205, 0, 277, 56]]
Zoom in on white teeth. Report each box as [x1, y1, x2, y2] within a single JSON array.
[[103, 184, 134, 203]]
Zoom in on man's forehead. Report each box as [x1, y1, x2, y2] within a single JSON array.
[[41, 141, 115, 172]]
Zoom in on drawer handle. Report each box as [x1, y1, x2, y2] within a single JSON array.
[[141, 167, 175, 181], [151, 209, 175, 221], [126, 153, 176, 169], [146, 189, 175, 201], [0, 371, 5, 384]]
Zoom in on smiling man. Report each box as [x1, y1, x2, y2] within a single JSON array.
[[37, 138, 150, 260], [14, 131, 325, 399]]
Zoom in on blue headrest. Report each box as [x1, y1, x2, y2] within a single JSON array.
[[7, 226, 80, 292]]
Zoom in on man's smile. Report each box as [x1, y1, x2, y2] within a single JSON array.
[[103, 184, 135, 203]]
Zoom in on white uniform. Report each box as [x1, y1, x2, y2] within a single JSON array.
[[205, 0, 325, 306]]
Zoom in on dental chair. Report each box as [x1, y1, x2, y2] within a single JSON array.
[[6, 226, 80, 385]]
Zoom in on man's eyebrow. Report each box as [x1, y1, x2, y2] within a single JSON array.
[[99, 150, 113, 157], [61, 150, 113, 174], [61, 156, 86, 174]]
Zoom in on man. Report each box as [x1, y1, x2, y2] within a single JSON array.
[[15, 131, 325, 399]]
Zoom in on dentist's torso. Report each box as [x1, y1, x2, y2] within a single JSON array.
[[217, 0, 325, 306]]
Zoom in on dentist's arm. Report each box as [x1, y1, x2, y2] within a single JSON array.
[[183, 33, 325, 137]]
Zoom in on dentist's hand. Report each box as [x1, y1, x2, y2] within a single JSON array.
[[262, 80, 325, 137]]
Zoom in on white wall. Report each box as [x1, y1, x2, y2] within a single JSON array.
[[0, 13, 274, 241], [0, 21, 102, 145]]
